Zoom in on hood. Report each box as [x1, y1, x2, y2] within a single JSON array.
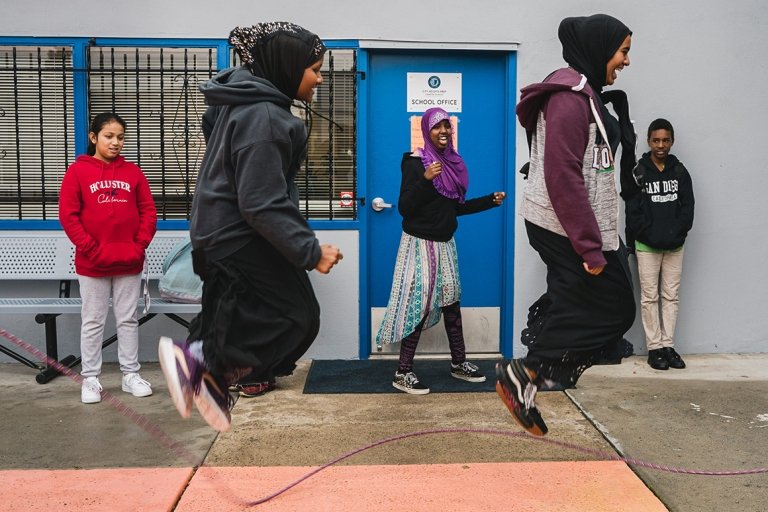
[[198, 65, 292, 108], [74, 154, 126, 171], [516, 68, 595, 132]]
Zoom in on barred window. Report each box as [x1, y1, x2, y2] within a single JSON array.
[[0, 46, 75, 220], [231, 48, 357, 220], [0, 41, 357, 223], [88, 46, 216, 220], [297, 50, 357, 220]]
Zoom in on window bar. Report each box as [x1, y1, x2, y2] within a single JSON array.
[[97, 47, 104, 92], [302, 103, 310, 218], [352, 51, 358, 220], [183, 50, 191, 215], [134, 48, 141, 167], [121, 53, 128, 115], [86, 44, 95, 152], [12, 48, 22, 218], [110, 48, 116, 112], [327, 52, 335, 219], [61, 47, 71, 170], [159, 49, 167, 220], [36, 48, 47, 218]]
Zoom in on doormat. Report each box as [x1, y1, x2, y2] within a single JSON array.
[[303, 358, 566, 394], [303, 359, 499, 394]]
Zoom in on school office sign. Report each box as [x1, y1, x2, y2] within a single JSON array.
[[407, 72, 462, 112]]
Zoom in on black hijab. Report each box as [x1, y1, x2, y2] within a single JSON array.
[[229, 22, 326, 99], [558, 14, 631, 94], [559, 14, 637, 192]]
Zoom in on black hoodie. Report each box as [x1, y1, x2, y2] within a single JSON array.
[[624, 152, 694, 250], [190, 66, 321, 270]]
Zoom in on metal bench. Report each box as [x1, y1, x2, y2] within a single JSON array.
[[0, 231, 200, 383]]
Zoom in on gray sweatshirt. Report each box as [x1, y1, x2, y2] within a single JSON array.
[[190, 66, 321, 270], [516, 67, 620, 268]]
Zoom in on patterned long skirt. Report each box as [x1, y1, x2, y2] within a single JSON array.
[[376, 232, 461, 347]]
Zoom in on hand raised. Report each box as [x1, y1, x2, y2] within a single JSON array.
[[423, 161, 442, 181]]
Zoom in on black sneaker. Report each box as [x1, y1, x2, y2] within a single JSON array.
[[450, 361, 487, 382], [392, 371, 430, 395], [595, 338, 635, 365], [647, 349, 669, 370], [193, 371, 235, 432], [662, 347, 686, 369], [495, 361, 548, 436]]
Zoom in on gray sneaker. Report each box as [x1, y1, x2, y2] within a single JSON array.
[[392, 371, 430, 395]]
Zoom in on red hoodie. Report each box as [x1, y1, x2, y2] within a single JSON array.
[[59, 154, 157, 277]]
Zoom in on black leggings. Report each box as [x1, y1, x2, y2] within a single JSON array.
[[397, 301, 466, 373]]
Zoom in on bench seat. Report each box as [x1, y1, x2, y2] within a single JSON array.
[[0, 297, 200, 315]]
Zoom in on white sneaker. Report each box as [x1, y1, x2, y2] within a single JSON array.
[[81, 377, 102, 404], [122, 373, 153, 397]]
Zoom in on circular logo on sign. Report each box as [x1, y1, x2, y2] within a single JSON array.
[[428, 76, 441, 88]]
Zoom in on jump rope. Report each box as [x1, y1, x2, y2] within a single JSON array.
[[2, 326, 766, 509]]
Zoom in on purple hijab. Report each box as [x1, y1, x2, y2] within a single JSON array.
[[419, 107, 468, 203]]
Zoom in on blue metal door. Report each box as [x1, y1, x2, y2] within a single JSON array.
[[364, 50, 515, 356]]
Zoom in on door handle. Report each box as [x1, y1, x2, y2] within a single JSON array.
[[371, 197, 392, 212]]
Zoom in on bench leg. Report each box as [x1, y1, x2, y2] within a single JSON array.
[[0, 343, 45, 370], [30, 314, 79, 384], [35, 355, 78, 384], [163, 313, 191, 329]]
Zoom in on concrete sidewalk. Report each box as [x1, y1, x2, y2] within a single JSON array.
[[572, 354, 768, 512], [1, 354, 766, 511]]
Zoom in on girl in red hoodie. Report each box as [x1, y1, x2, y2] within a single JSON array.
[[59, 112, 157, 404]]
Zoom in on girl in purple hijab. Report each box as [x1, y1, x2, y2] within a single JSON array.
[[419, 108, 469, 202], [375, 107, 507, 394]]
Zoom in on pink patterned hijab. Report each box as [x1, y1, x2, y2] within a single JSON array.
[[419, 107, 468, 203]]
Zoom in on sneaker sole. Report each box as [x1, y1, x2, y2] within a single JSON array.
[[495, 363, 546, 436], [193, 374, 232, 432], [392, 381, 430, 395], [239, 390, 270, 398], [158, 336, 192, 418], [450, 372, 487, 383], [81, 395, 101, 404], [122, 385, 153, 397]]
